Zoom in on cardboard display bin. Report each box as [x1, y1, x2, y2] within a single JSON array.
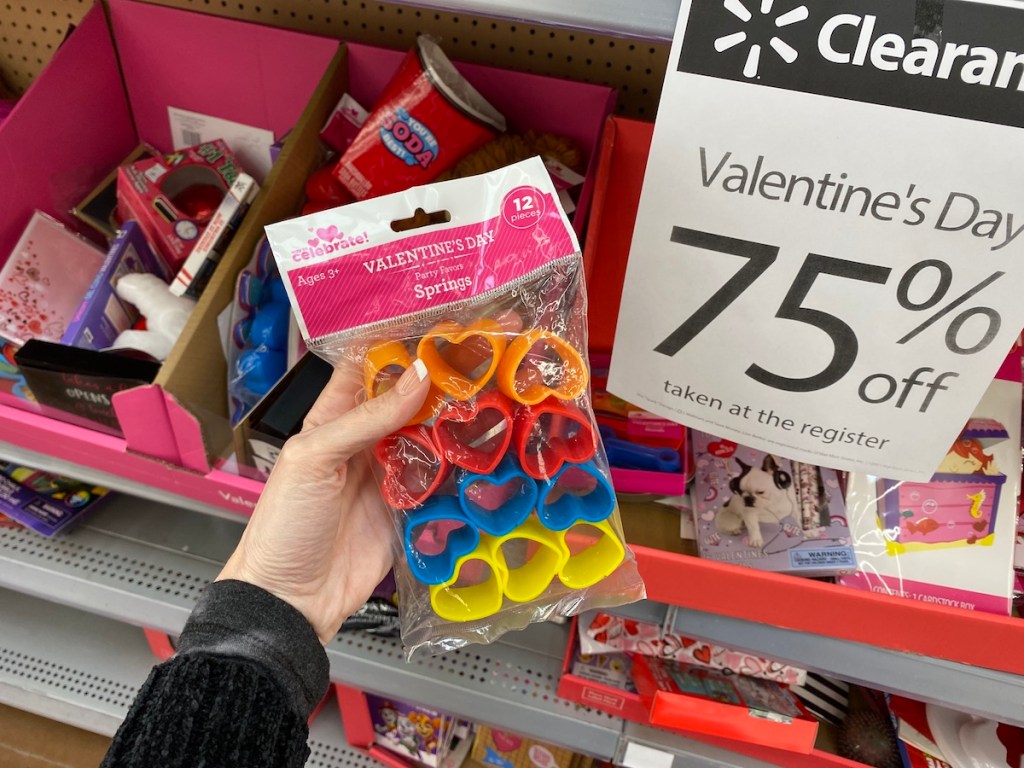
[[0, 0, 342, 475], [152, 26, 615, 478], [0, 0, 616, 512]]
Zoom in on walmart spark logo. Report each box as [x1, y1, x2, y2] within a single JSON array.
[[714, 0, 809, 78]]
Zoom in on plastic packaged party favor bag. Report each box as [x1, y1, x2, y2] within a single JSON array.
[[267, 157, 645, 655]]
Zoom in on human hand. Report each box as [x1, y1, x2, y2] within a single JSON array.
[[217, 359, 430, 642]]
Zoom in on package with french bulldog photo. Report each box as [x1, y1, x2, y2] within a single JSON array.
[[691, 431, 856, 577], [267, 158, 645, 657]]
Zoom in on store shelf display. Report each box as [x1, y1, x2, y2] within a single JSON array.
[[0, 588, 377, 768]]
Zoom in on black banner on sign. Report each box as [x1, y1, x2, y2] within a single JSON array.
[[678, 0, 1024, 129]]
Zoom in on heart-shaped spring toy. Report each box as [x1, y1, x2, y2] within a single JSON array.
[[364, 339, 445, 425], [456, 456, 538, 536], [432, 390, 515, 474], [429, 544, 508, 622], [484, 517, 567, 603], [374, 426, 449, 509], [514, 398, 597, 480], [537, 459, 616, 530], [557, 517, 626, 589], [417, 318, 507, 400], [403, 497, 480, 585], [496, 328, 588, 405]]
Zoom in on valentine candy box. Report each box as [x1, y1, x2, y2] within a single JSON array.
[[117, 140, 244, 275]]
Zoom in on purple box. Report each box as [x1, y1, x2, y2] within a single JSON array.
[[0, 460, 112, 536], [61, 221, 166, 351], [365, 692, 453, 767]]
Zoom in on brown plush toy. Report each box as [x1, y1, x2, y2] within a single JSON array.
[[440, 130, 583, 180]]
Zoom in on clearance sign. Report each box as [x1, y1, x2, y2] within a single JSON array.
[[609, 0, 1024, 479]]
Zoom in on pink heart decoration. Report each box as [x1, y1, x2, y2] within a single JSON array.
[[317, 225, 341, 241], [492, 731, 522, 752], [307, 238, 319, 247]]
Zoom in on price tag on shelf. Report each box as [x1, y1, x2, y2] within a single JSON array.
[[608, 0, 1024, 480]]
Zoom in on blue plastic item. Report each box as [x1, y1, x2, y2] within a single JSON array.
[[537, 458, 616, 530], [403, 497, 481, 585], [457, 456, 538, 536]]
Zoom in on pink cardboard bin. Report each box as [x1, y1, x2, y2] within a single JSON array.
[[0, 0, 339, 479], [123, 39, 610, 483], [0, 2, 616, 516]]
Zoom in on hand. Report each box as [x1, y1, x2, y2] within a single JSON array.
[[217, 359, 430, 642]]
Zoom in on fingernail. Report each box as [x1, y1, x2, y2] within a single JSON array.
[[397, 358, 428, 395]]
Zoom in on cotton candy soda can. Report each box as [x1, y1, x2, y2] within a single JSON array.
[[332, 36, 506, 200]]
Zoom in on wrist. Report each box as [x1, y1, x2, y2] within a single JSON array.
[[180, 580, 329, 719]]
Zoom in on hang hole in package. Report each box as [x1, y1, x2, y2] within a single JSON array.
[[267, 158, 645, 655]]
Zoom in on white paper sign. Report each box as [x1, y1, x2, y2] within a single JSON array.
[[609, 0, 1024, 480], [168, 106, 275, 183]]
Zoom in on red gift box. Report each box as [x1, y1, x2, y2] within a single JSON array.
[[630, 653, 819, 755]]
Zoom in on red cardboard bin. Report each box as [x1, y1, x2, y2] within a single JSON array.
[[586, 117, 1024, 680], [556, 618, 871, 768], [583, 117, 686, 495]]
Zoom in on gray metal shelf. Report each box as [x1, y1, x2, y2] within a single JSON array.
[[0, 499, 622, 760], [0, 438, 243, 522], [605, 601, 1024, 728], [0, 587, 147, 737], [0, 587, 375, 767], [617, 722, 779, 768], [386, 0, 678, 41]]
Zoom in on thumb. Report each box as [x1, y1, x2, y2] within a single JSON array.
[[301, 359, 431, 466]]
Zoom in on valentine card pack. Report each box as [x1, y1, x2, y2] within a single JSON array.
[[691, 431, 856, 577], [365, 693, 456, 767], [630, 654, 818, 754], [0, 211, 106, 347], [0, 461, 111, 536], [267, 157, 645, 656], [840, 356, 1022, 615], [580, 610, 807, 686]]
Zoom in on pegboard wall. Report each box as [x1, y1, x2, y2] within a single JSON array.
[[0, 0, 670, 118]]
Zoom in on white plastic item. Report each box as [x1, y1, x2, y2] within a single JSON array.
[[926, 704, 978, 768], [959, 719, 1012, 768], [109, 273, 196, 361]]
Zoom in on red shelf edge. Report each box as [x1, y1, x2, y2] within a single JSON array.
[[634, 543, 1024, 676]]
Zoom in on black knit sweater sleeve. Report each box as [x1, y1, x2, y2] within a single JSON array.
[[101, 580, 330, 768]]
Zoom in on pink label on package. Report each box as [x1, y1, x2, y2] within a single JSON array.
[[269, 158, 579, 343], [285, 197, 574, 339], [626, 410, 686, 441], [840, 571, 1010, 614]]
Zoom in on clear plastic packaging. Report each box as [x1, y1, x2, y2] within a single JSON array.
[[226, 237, 290, 425], [839, 361, 1022, 615], [267, 157, 645, 656]]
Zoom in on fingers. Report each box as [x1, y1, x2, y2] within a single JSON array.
[[295, 360, 430, 470], [302, 363, 362, 431]]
